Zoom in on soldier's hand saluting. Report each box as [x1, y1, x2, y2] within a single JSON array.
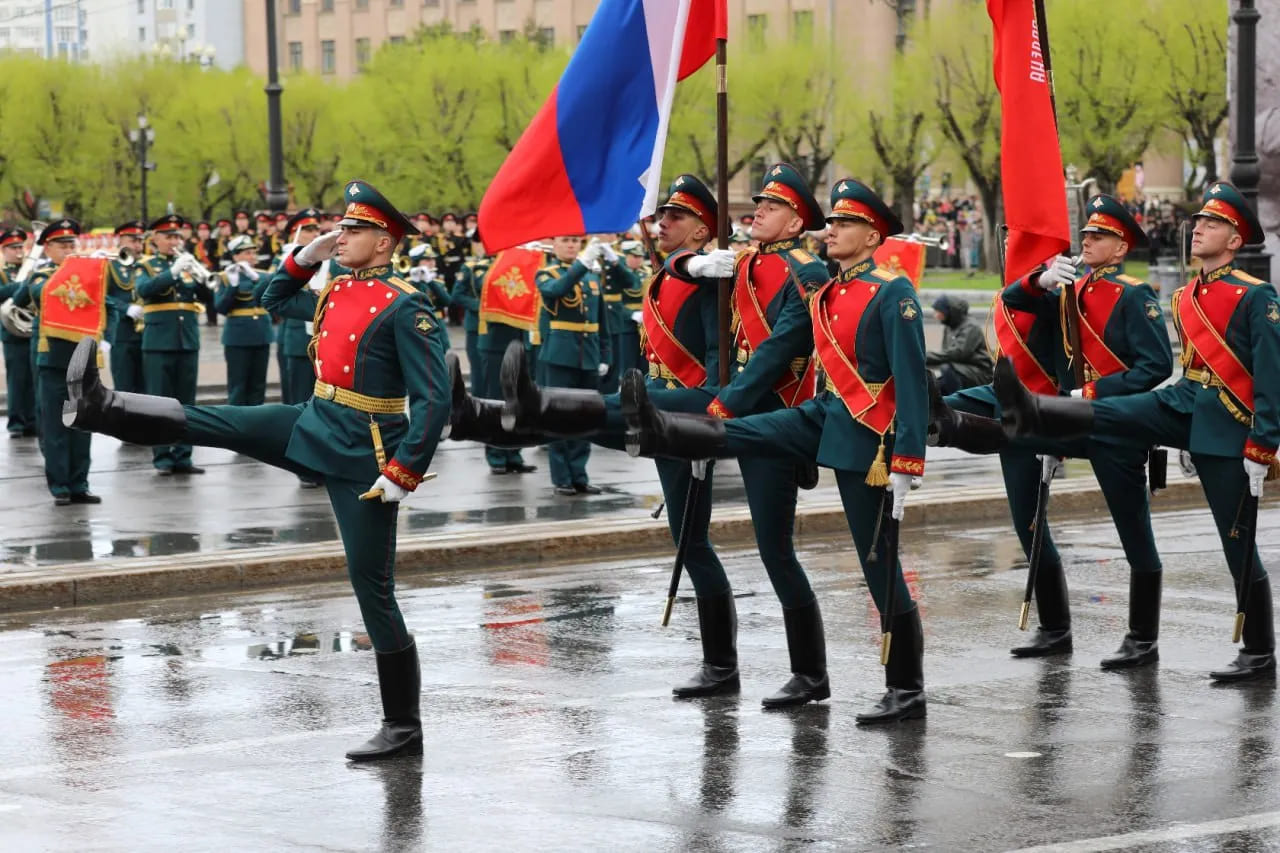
[[295, 230, 340, 266]]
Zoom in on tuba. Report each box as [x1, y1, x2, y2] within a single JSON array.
[[0, 298, 33, 338]]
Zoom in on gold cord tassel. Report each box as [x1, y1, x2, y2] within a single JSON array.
[[369, 416, 387, 469], [865, 435, 890, 487]]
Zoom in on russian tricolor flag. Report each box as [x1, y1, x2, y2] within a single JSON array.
[[479, 0, 726, 253]]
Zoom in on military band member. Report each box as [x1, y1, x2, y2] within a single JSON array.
[[994, 182, 1280, 682], [255, 212, 279, 268], [214, 218, 233, 267], [0, 227, 35, 437], [233, 210, 253, 239], [137, 214, 212, 475], [537, 236, 612, 495], [449, 240, 490, 397], [23, 219, 118, 503], [407, 242, 451, 346], [435, 213, 467, 292], [105, 221, 147, 396], [598, 238, 645, 394], [475, 271, 538, 475], [932, 195, 1173, 669], [191, 220, 220, 326], [620, 179, 930, 723], [67, 180, 449, 761], [215, 235, 274, 405]]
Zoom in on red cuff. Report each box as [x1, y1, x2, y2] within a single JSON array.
[[891, 455, 924, 476], [283, 249, 318, 280], [1244, 439, 1276, 465], [1081, 381, 1097, 400], [706, 398, 733, 419], [381, 459, 423, 491]]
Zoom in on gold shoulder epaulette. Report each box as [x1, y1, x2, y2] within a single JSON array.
[[1116, 274, 1147, 286], [871, 268, 897, 281], [789, 248, 815, 264], [1232, 270, 1264, 285], [387, 275, 417, 296]]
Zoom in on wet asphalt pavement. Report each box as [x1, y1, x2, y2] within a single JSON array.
[[1, 506, 1278, 851]]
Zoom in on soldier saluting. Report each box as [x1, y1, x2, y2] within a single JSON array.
[[66, 180, 451, 760]]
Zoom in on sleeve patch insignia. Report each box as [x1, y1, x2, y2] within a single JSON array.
[[1145, 300, 1161, 320], [413, 311, 435, 335], [1266, 300, 1280, 325], [899, 298, 920, 321]]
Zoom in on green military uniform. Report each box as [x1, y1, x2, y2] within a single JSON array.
[[946, 195, 1173, 664], [214, 236, 274, 406], [26, 219, 119, 501], [451, 252, 490, 396], [66, 180, 447, 761], [598, 242, 645, 394], [106, 221, 147, 395], [536, 251, 612, 492], [623, 179, 929, 722], [407, 243, 451, 351], [0, 228, 35, 436], [137, 214, 212, 473], [477, 318, 535, 473]]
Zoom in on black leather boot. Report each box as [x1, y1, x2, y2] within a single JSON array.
[[346, 642, 424, 761], [993, 357, 1095, 440], [620, 369, 727, 460], [1011, 558, 1073, 657], [445, 351, 545, 447], [63, 338, 186, 444], [1211, 576, 1277, 683], [856, 607, 927, 724], [1101, 571, 1161, 670], [762, 599, 830, 709], [673, 592, 740, 698], [928, 372, 1007, 454], [500, 340, 607, 436]]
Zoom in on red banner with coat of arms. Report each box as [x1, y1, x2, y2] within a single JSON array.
[[39, 256, 109, 344], [872, 237, 925, 288], [479, 247, 545, 338]]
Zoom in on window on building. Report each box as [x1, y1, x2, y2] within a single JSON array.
[[287, 0, 300, 13], [54, 5, 73, 21], [576, 24, 586, 42], [498, 29, 515, 43], [355, 37, 370, 68], [389, 35, 405, 44], [188, 0, 194, 9], [746, 14, 767, 50], [321, 0, 334, 12], [792, 10, 813, 43], [56, 26, 74, 43], [159, 0, 173, 8], [423, 0, 440, 6], [389, 0, 403, 6], [288, 40, 302, 69], [137, 0, 145, 12], [538, 26, 554, 44], [321, 39, 335, 73], [138, 26, 146, 42], [186, 23, 195, 38], [0, 29, 9, 41], [355, 0, 368, 9]]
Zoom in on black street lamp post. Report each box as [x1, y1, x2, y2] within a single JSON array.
[[263, 0, 288, 212], [128, 113, 156, 223], [1230, 0, 1271, 279]]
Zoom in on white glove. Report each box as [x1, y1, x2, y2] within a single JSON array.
[[295, 230, 340, 266], [578, 241, 604, 268], [126, 304, 144, 320], [1069, 388, 1083, 398], [169, 255, 194, 277], [421, 268, 436, 282], [367, 474, 410, 503], [597, 363, 610, 377], [408, 267, 426, 282], [1178, 450, 1198, 478], [1036, 255, 1077, 290], [98, 339, 112, 355], [1244, 458, 1268, 498], [600, 243, 619, 264], [225, 267, 240, 289], [237, 261, 259, 282], [1039, 454, 1063, 482], [686, 249, 736, 279], [630, 310, 644, 325], [888, 472, 917, 521]]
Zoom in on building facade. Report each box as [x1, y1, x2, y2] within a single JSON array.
[[0, 0, 88, 59], [83, 0, 245, 69]]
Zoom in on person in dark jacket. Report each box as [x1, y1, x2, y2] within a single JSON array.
[[927, 295, 992, 394]]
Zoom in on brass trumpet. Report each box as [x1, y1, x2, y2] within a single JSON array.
[[393, 253, 412, 274], [118, 246, 135, 266], [174, 251, 214, 285]]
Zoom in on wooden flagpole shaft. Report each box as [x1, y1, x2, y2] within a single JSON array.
[[715, 38, 731, 388]]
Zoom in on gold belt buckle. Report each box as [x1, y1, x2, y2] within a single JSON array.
[[320, 383, 336, 401]]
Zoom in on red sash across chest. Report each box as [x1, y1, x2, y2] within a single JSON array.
[[1178, 279, 1254, 411], [642, 270, 706, 388], [312, 276, 399, 389], [811, 278, 896, 434], [1072, 276, 1128, 377], [733, 251, 815, 406], [993, 295, 1057, 395]]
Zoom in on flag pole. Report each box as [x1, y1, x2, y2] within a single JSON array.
[[715, 36, 730, 387]]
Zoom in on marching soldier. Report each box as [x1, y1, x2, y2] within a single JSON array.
[[537, 236, 612, 495], [214, 235, 273, 405], [995, 182, 1280, 682], [598, 239, 645, 394], [931, 194, 1173, 668], [214, 218, 233, 267], [435, 213, 467, 293], [105, 221, 147, 395], [474, 265, 538, 475], [407, 242, 451, 343], [136, 214, 212, 475], [0, 227, 35, 437], [67, 179, 450, 760], [192, 220, 220, 326], [449, 240, 490, 398], [233, 210, 254, 239], [619, 179, 930, 723], [255, 213, 279, 268], [21, 219, 118, 503]]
